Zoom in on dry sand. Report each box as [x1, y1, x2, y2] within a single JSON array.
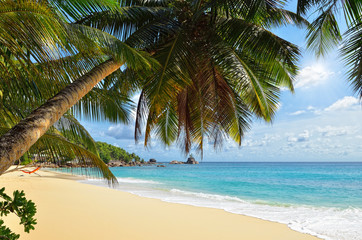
[[1, 169, 321, 240]]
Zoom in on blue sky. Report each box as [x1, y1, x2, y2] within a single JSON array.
[[79, 4, 362, 162]]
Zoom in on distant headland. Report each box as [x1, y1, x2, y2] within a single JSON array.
[[27, 142, 199, 168]]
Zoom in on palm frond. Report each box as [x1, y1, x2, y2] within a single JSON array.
[[68, 24, 158, 69], [341, 22, 362, 99], [343, 0, 362, 24], [201, 0, 284, 20], [306, 3, 342, 57], [296, 0, 319, 15], [217, 18, 300, 69], [261, 8, 310, 29], [0, 0, 70, 81], [49, 0, 118, 22], [74, 5, 171, 41], [216, 18, 298, 118], [73, 87, 134, 123], [54, 112, 99, 155]]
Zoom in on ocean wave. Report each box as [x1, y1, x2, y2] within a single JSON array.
[[169, 189, 249, 203], [83, 177, 161, 185], [81, 180, 362, 240], [116, 178, 162, 184]]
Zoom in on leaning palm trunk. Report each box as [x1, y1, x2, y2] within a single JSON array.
[[0, 59, 122, 175]]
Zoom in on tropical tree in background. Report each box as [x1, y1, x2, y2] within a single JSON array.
[[77, 0, 308, 156], [296, 0, 362, 98], [0, 0, 156, 178]]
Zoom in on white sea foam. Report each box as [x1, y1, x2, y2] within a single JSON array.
[[116, 178, 161, 184], [83, 177, 161, 185], [169, 189, 248, 203], [82, 180, 362, 240]]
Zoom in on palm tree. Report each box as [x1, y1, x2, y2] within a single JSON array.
[[296, 0, 362, 98], [1, 35, 138, 182], [77, 0, 308, 155], [0, 0, 155, 175]]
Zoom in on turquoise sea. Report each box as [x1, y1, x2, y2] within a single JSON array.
[[56, 162, 362, 240]]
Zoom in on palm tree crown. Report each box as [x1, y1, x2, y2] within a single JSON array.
[[78, 0, 308, 155]]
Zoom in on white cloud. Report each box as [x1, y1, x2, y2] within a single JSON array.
[[242, 134, 281, 148], [262, 134, 281, 142], [290, 110, 306, 116], [289, 106, 323, 116], [295, 65, 334, 89], [325, 96, 359, 112], [243, 139, 266, 147], [299, 130, 310, 139], [287, 130, 310, 143], [317, 125, 352, 137], [106, 124, 135, 140], [307, 106, 323, 115], [289, 97, 360, 116], [287, 137, 298, 143], [307, 106, 316, 111]]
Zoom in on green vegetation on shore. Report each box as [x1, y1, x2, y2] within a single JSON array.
[[96, 142, 144, 164]]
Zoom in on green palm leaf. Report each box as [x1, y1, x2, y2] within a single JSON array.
[[306, 3, 342, 57], [341, 22, 362, 98], [55, 112, 99, 155], [49, 0, 118, 21]]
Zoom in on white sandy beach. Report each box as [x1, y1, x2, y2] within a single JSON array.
[[1, 169, 321, 240]]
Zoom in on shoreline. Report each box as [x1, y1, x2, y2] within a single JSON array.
[[1, 169, 321, 240]]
